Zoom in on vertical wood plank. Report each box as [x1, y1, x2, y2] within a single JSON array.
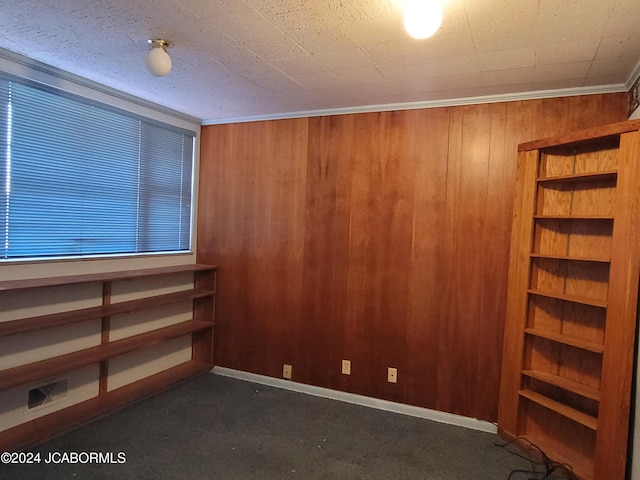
[[302, 114, 355, 389], [438, 104, 494, 418], [356, 111, 415, 402], [405, 107, 449, 409], [197, 119, 308, 379], [497, 149, 539, 435], [436, 105, 464, 415], [476, 102, 510, 421], [99, 281, 111, 395]]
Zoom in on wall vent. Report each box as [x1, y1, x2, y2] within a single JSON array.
[[28, 379, 68, 410]]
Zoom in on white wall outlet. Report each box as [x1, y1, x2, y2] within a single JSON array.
[[388, 367, 398, 383], [283, 364, 292, 380], [342, 360, 351, 375]]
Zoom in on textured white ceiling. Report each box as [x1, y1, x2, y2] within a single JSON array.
[[0, 0, 639, 123]]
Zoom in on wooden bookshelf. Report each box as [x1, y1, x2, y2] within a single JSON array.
[[524, 328, 605, 354], [519, 389, 598, 431], [0, 264, 215, 291], [498, 120, 640, 480], [529, 253, 611, 264], [526, 290, 608, 309], [0, 264, 217, 451], [0, 320, 212, 391], [521, 370, 600, 402], [535, 171, 617, 188], [533, 214, 615, 220], [0, 289, 214, 337]]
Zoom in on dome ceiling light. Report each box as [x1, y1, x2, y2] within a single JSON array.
[[403, 0, 443, 40], [145, 38, 172, 77]]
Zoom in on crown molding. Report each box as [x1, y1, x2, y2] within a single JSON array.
[[626, 58, 640, 90], [202, 83, 628, 125]]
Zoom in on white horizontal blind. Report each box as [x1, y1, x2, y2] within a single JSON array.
[[138, 122, 193, 252], [1, 80, 8, 254], [1, 76, 194, 260]]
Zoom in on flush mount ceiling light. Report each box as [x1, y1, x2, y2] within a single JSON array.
[[145, 39, 172, 77], [403, 0, 443, 40]]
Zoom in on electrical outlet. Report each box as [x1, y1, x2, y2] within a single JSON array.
[[342, 360, 351, 375], [388, 367, 398, 383], [283, 364, 292, 380]]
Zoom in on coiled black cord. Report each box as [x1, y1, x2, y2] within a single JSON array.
[[495, 437, 579, 480]]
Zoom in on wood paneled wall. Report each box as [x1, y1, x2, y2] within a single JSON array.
[[197, 93, 628, 422]]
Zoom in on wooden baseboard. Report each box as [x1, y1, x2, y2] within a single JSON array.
[[213, 366, 498, 433]]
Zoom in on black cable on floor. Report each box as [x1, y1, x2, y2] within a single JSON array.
[[495, 436, 578, 480]]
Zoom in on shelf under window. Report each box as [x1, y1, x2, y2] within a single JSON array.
[[0, 289, 215, 338], [0, 320, 212, 391], [0, 264, 217, 292]]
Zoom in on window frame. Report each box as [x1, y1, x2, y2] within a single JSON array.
[[0, 65, 201, 264]]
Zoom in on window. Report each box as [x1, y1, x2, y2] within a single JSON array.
[[0, 74, 195, 260]]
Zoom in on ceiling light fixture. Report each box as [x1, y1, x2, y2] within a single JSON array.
[[403, 0, 443, 40], [145, 39, 172, 77]]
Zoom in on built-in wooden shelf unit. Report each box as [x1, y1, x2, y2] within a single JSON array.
[[0, 264, 217, 452], [498, 119, 640, 480]]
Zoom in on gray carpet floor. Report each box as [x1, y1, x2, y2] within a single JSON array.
[[0, 373, 537, 479]]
